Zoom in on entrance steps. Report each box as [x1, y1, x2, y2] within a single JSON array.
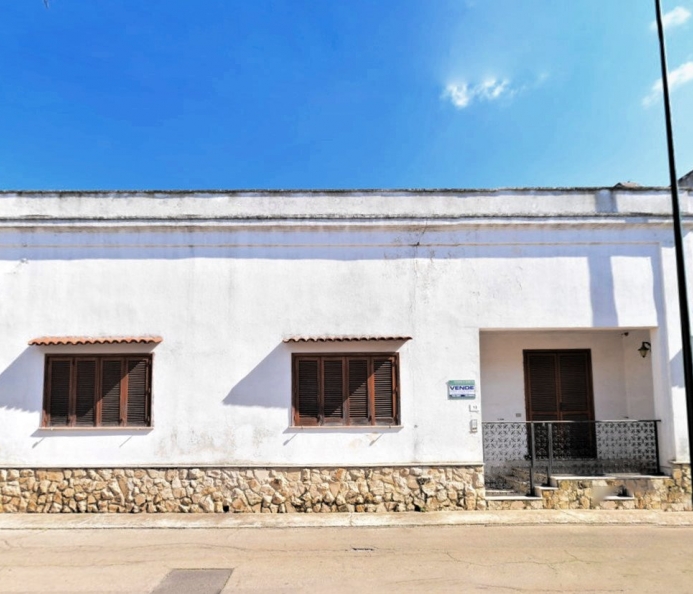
[[485, 469, 667, 511], [485, 469, 543, 509]]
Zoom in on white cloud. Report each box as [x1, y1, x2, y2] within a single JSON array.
[[670, 61, 693, 87], [478, 78, 509, 100], [442, 83, 472, 108], [643, 61, 693, 107], [650, 6, 691, 31], [442, 78, 512, 109]]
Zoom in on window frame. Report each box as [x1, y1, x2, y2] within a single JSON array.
[[41, 353, 153, 428], [291, 352, 400, 427]]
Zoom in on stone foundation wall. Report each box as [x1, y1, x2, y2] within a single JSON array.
[[0, 465, 486, 513]]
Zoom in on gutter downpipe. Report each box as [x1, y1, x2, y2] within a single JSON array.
[[655, 0, 693, 507]]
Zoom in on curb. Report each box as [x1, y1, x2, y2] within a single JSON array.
[[1, 510, 692, 530]]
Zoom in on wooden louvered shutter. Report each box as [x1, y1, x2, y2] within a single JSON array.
[[74, 359, 97, 427], [296, 358, 320, 426], [323, 359, 345, 424], [347, 358, 369, 425], [47, 358, 71, 427], [126, 357, 150, 426], [525, 353, 559, 421], [43, 354, 152, 428], [373, 357, 396, 425], [557, 352, 592, 421], [100, 359, 123, 426], [293, 353, 400, 427], [525, 350, 593, 422]]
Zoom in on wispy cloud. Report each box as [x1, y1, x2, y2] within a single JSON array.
[[650, 6, 691, 31], [443, 83, 472, 109], [642, 61, 693, 107], [442, 78, 512, 109]]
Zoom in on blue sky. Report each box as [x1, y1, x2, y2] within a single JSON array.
[[1, 0, 692, 190]]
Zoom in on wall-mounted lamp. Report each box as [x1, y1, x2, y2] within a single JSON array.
[[638, 341, 651, 358]]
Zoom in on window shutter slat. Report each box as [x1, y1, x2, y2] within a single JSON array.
[[100, 359, 123, 426], [126, 358, 149, 426], [297, 359, 320, 425], [348, 359, 369, 424], [48, 360, 71, 427], [323, 359, 344, 423], [373, 358, 394, 423], [74, 359, 97, 427]]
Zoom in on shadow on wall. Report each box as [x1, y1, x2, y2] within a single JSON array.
[[0, 231, 664, 266], [0, 347, 155, 439], [0, 347, 43, 414], [223, 343, 290, 410], [30, 429, 152, 439], [588, 253, 618, 327], [670, 348, 684, 389], [223, 343, 406, 442], [0, 240, 419, 262], [587, 248, 664, 331]]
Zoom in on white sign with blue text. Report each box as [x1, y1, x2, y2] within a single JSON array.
[[447, 380, 476, 399]]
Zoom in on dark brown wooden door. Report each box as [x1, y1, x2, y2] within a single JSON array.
[[524, 350, 594, 422], [524, 350, 596, 459]]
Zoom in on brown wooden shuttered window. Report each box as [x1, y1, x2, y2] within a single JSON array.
[[292, 354, 399, 426], [42, 355, 152, 428]]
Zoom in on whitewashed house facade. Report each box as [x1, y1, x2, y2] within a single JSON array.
[[0, 185, 691, 512]]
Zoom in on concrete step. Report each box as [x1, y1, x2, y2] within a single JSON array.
[[486, 492, 544, 510], [485, 489, 519, 497], [486, 494, 542, 501]]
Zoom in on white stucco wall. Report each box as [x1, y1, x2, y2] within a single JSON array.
[[0, 188, 690, 467], [0, 235, 486, 467]]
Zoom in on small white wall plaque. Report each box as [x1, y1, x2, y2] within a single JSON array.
[[447, 380, 476, 399]]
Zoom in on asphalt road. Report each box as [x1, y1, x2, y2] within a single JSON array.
[[1, 523, 692, 593]]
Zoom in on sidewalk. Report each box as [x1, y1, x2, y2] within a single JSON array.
[[1, 509, 692, 530]]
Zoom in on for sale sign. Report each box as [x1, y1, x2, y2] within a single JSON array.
[[447, 380, 476, 399]]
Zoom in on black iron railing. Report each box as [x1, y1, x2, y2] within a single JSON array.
[[482, 420, 661, 491]]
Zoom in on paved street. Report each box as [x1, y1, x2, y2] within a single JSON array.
[[0, 513, 692, 593]]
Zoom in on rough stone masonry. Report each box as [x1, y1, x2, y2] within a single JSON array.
[[0, 465, 486, 513]]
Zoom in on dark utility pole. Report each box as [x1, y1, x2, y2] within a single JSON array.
[[654, 0, 693, 503]]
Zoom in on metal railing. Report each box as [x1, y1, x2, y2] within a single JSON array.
[[482, 420, 661, 491]]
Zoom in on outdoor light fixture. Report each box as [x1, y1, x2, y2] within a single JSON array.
[[638, 341, 651, 358]]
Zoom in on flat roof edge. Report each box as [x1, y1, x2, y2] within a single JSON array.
[[0, 186, 682, 196]]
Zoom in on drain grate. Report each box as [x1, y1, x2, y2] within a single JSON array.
[[151, 568, 233, 594]]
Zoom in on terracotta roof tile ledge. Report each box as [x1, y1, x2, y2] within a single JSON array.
[[28, 336, 163, 346]]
